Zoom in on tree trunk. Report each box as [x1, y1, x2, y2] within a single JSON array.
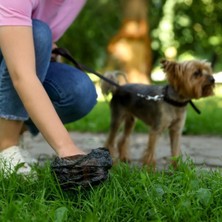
[[106, 0, 152, 84]]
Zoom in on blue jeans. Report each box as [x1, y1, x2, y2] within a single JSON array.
[[0, 20, 97, 135]]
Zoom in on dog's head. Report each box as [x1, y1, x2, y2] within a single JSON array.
[[161, 59, 215, 99]]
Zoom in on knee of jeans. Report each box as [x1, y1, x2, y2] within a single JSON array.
[[59, 75, 98, 122], [71, 76, 97, 115], [32, 19, 52, 54]]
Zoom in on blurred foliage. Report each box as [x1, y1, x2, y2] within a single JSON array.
[[173, 0, 222, 71], [58, 0, 222, 72]]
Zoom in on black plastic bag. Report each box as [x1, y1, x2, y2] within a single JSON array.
[[51, 147, 112, 190]]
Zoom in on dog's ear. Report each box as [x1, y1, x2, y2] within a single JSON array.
[[201, 60, 213, 70], [160, 59, 182, 88], [160, 59, 177, 74]]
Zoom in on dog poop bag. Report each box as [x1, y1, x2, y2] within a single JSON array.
[[51, 147, 112, 190]]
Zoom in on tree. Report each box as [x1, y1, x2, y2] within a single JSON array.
[[106, 0, 152, 83], [58, 0, 222, 75]]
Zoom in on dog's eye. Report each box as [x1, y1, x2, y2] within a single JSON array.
[[193, 70, 202, 78]]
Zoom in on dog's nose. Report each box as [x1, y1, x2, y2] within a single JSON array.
[[208, 76, 215, 83]]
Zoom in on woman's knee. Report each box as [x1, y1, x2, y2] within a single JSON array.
[[61, 71, 97, 119], [44, 63, 98, 123], [74, 73, 98, 113], [57, 77, 97, 123]]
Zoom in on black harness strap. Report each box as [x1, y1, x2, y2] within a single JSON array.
[[163, 96, 189, 107], [52, 47, 201, 114]]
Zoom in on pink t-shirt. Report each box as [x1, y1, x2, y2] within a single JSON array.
[[0, 0, 86, 41]]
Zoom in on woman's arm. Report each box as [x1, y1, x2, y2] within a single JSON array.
[[0, 26, 85, 157]]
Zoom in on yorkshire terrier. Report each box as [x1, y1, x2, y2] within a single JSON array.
[[101, 59, 215, 168]]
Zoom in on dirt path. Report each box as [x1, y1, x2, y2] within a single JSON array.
[[21, 132, 222, 170]]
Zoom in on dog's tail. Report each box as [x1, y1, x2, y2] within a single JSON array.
[[101, 70, 128, 95]]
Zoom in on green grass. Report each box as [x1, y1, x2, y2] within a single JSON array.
[[66, 84, 222, 135], [184, 96, 222, 135], [1, 160, 222, 221]]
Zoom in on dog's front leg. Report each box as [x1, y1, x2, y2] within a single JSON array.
[[170, 129, 181, 156], [105, 129, 118, 159], [169, 128, 182, 168], [169, 117, 185, 167], [142, 130, 160, 168]]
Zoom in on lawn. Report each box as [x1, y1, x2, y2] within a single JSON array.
[[1, 160, 222, 221]]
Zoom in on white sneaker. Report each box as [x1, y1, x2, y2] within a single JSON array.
[[0, 146, 33, 175]]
